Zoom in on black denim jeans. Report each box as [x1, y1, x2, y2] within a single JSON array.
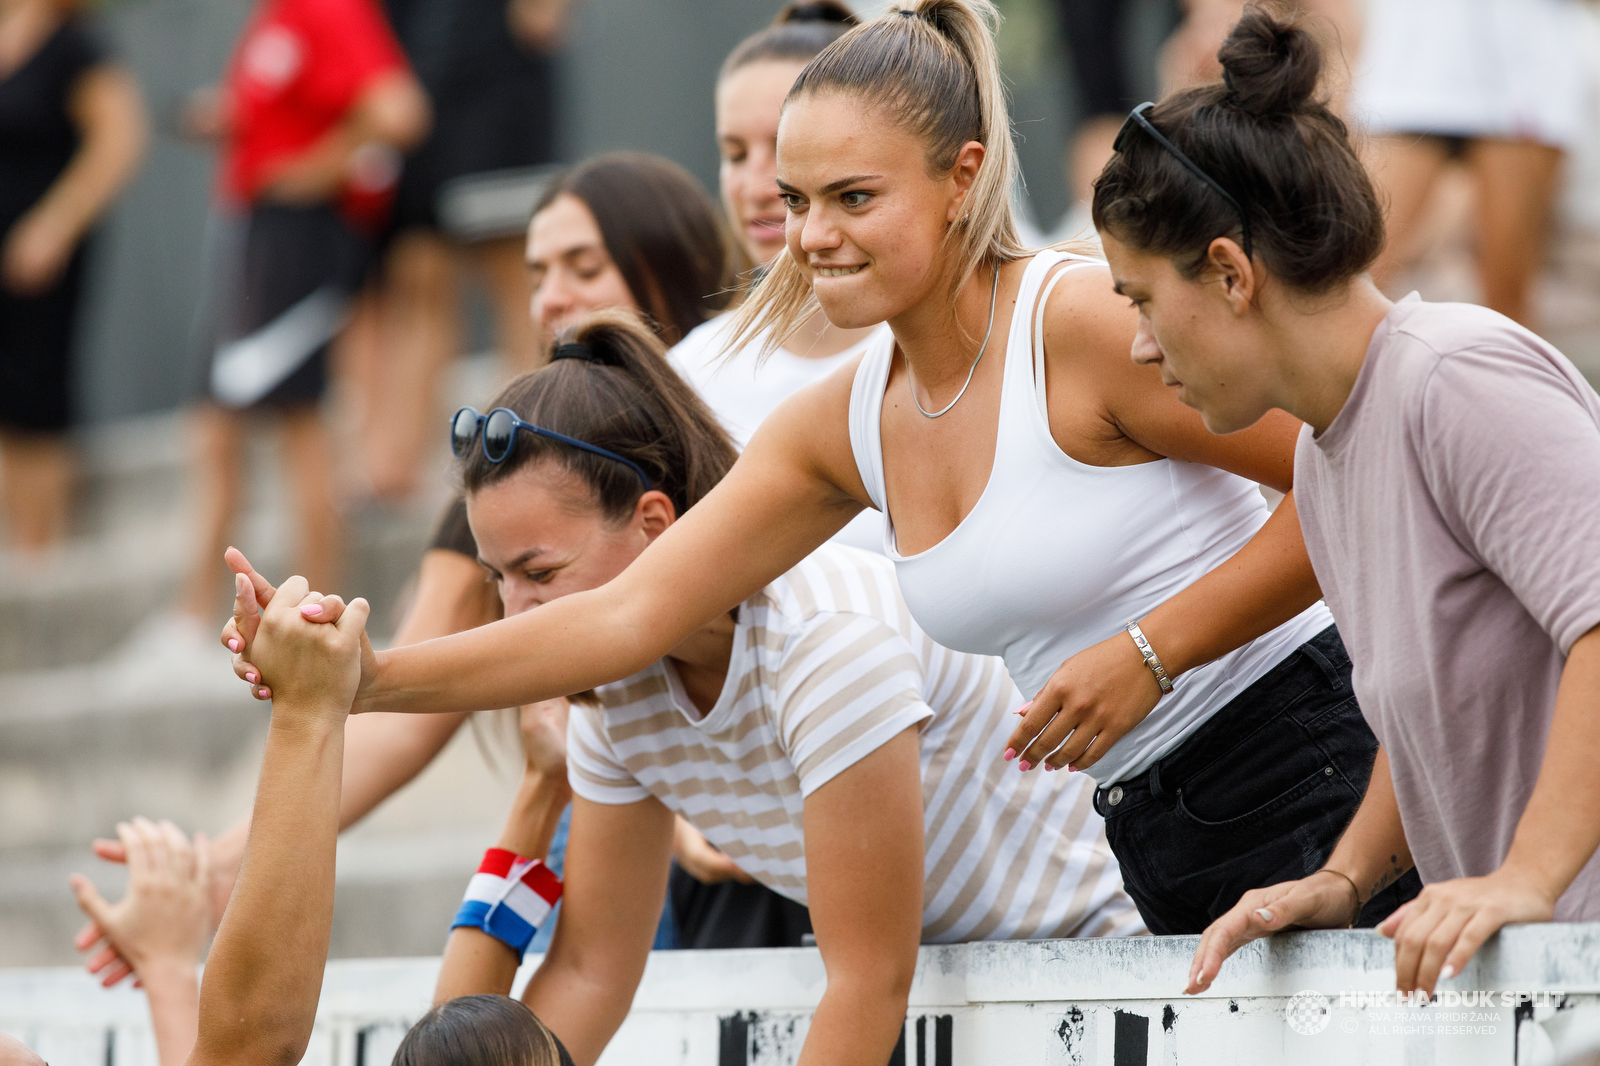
[[1094, 625, 1423, 935]]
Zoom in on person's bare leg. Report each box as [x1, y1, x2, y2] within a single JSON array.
[[333, 288, 384, 448], [0, 430, 74, 553], [469, 235, 542, 373], [1366, 134, 1452, 296], [1468, 138, 1565, 329], [278, 405, 342, 595], [177, 405, 245, 621], [365, 231, 461, 500]]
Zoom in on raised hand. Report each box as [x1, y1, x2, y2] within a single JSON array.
[[249, 575, 369, 718], [220, 547, 351, 702], [1002, 631, 1163, 773], [518, 699, 571, 777], [70, 818, 210, 987]]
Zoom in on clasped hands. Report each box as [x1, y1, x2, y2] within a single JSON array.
[[218, 547, 372, 717]]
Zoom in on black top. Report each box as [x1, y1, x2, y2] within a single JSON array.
[[0, 18, 106, 234], [429, 496, 480, 558]]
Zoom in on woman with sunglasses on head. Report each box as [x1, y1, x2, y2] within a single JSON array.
[[243, 309, 1140, 1066], [76, 151, 741, 984], [231, 0, 1418, 962], [1088, 6, 1600, 997]]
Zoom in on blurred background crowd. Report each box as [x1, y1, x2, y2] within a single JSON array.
[[2, 0, 1598, 969]]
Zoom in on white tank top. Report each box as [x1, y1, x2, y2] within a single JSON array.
[[847, 250, 1333, 784]]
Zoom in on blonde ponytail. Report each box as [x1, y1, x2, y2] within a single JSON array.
[[727, 0, 1028, 357]]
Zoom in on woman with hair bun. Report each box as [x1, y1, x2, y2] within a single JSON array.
[[1092, 4, 1600, 997]]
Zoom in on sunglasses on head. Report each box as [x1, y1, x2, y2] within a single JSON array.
[[449, 406, 652, 490], [1114, 101, 1253, 259]]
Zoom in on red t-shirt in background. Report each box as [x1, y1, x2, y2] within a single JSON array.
[[221, 0, 408, 221]]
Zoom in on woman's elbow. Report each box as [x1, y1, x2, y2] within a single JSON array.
[[367, 78, 431, 149]]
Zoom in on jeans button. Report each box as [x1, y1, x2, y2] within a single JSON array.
[[1324, 766, 1334, 776], [1108, 785, 1124, 806]]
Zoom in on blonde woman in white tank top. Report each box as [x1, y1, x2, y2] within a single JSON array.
[[228, 3, 1413, 1054]]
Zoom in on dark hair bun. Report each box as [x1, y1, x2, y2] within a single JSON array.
[[1217, 4, 1321, 116], [777, 0, 858, 27]]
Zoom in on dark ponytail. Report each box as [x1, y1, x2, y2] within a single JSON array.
[[460, 309, 738, 524], [720, 1, 858, 79], [394, 995, 573, 1066], [1092, 3, 1382, 293]]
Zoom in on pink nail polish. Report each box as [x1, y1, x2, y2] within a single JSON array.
[[245, 671, 258, 683], [1067, 765, 1078, 773], [1003, 747, 1016, 762], [1018, 760, 1032, 772], [1044, 764, 1057, 772], [301, 604, 322, 617], [1015, 701, 1033, 716], [228, 639, 241, 652]]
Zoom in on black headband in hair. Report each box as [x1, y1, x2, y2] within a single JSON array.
[[551, 341, 620, 367]]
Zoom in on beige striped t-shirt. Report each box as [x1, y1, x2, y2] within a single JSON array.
[[567, 545, 1144, 943]]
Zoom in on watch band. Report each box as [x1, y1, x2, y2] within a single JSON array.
[[1125, 621, 1174, 695]]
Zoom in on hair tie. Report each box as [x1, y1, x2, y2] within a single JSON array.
[[551, 341, 620, 367]]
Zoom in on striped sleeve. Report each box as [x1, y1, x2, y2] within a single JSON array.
[[566, 700, 652, 804], [775, 611, 933, 798]]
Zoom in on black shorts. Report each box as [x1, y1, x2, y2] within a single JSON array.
[[199, 203, 371, 410], [393, 64, 559, 240], [0, 241, 86, 434]]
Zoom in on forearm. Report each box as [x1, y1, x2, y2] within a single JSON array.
[[522, 955, 638, 1066], [362, 589, 665, 716], [433, 768, 570, 1000], [1139, 492, 1322, 677], [337, 711, 468, 828], [799, 978, 912, 1066], [192, 714, 343, 1065], [1323, 746, 1414, 904], [37, 69, 146, 241], [435, 928, 521, 1003], [139, 962, 200, 1066], [497, 770, 573, 861], [1499, 628, 1600, 902]]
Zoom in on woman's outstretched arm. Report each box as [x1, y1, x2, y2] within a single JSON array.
[[229, 371, 871, 717]]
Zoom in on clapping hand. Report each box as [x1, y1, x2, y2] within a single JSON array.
[[70, 818, 210, 988]]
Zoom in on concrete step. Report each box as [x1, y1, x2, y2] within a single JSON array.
[[0, 355, 508, 675], [0, 663, 522, 967]]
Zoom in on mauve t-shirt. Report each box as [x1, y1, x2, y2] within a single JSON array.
[[1295, 293, 1600, 920]]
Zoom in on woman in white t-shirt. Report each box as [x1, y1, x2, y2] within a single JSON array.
[[1092, 5, 1600, 999], [671, 0, 888, 552], [242, 310, 1142, 1063]]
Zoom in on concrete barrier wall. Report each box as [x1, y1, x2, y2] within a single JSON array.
[[5, 925, 1600, 1065]]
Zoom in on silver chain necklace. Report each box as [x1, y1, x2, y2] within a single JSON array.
[[905, 263, 1000, 419]]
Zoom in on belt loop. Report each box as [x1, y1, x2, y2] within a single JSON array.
[[1148, 761, 1169, 801], [1301, 640, 1343, 689]]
